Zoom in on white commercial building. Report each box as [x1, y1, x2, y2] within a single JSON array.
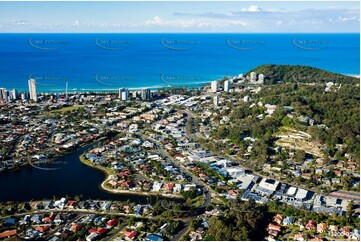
[[258, 178, 279, 192], [295, 188, 309, 201]]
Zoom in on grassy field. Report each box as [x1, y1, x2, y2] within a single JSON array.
[[50, 105, 85, 114]]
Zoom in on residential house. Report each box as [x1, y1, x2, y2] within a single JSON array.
[[0, 230, 17, 240], [124, 230, 138, 241], [305, 220, 316, 230], [293, 233, 305, 241], [282, 216, 294, 226], [273, 214, 284, 225], [316, 223, 327, 233]]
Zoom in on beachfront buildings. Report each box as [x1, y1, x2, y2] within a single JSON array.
[[141, 88, 151, 100], [224, 80, 230, 92], [0, 88, 8, 101], [211, 81, 218, 92], [28, 79, 37, 102], [119, 88, 129, 101], [10, 89, 18, 100]]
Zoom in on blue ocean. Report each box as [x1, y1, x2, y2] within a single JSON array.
[[0, 33, 359, 92]]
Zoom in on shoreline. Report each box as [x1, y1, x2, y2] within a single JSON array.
[[0, 136, 108, 174], [79, 154, 183, 199]]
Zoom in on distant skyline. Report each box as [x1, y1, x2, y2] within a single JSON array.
[[0, 1, 359, 33]]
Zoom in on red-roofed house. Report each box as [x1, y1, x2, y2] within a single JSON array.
[[42, 217, 52, 223], [36, 226, 51, 232], [66, 200, 77, 208], [71, 224, 82, 232], [268, 223, 281, 232], [228, 190, 239, 196], [124, 230, 138, 240], [106, 219, 118, 228], [340, 227, 351, 233], [164, 183, 174, 192], [0, 230, 17, 239], [97, 228, 107, 235], [88, 228, 97, 233]]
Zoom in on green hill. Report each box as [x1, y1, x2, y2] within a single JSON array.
[[246, 64, 359, 84]]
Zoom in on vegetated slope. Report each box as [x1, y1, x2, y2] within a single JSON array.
[[246, 64, 359, 84]]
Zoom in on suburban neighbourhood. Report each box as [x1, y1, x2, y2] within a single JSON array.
[[0, 67, 360, 241]]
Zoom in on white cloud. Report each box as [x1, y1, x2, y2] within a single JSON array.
[[142, 16, 247, 28], [12, 20, 28, 26], [337, 16, 357, 21], [276, 21, 283, 26], [72, 20, 80, 27], [241, 5, 262, 12], [144, 16, 163, 25]]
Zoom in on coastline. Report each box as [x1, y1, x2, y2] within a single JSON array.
[[79, 154, 183, 199]]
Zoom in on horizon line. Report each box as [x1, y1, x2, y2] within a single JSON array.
[[0, 32, 359, 34]]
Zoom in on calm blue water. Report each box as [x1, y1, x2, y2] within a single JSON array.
[[0, 33, 359, 92]]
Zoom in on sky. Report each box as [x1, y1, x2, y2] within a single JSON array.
[[0, 1, 359, 33]]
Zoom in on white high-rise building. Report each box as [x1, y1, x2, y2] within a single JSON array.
[[21, 92, 27, 100], [213, 95, 219, 107], [258, 74, 264, 84], [211, 80, 218, 92], [118, 88, 129, 101], [250, 72, 257, 83], [224, 80, 230, 92], [28, 79, 37, 102], [132, 91, 138, 98], [10, 89, 18, 100]]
